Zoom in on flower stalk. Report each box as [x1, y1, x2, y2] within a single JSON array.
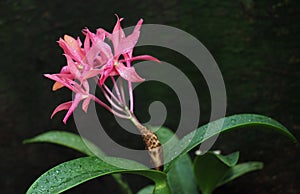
[[128, 111, 164, 171]]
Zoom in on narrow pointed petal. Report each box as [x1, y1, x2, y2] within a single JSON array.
[[63, 94, 82, 124], [121, 55, 160, 63], [109, 15, 126, 55], [58, 35, 84, 62], [44, 74, 64, 84], [65, 55, 81, 78], [116, 63, 144, 82], [83, 29, 91, 52], [51, 101, 72, 118], [44, 74, 75, 92], [113, 15, 124, 33], [112, 15, 125, 40], [76, 36, 83, 48]]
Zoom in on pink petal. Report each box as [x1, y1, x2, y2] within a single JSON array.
[[96, 28, 107, 40], [69, 80, 85, 94], [58, 36, 84, 63], [76, 36, 83, 48], [87, 34, 113, 64], [63, 94, 82, 124], [44, 74, 67, 85], [51, 101, 72, 118], [112, 15, 125, 42], [83, 29, 91, 52], [85, 44, 111, 67], [82, 96, 91, 112], [121, 55, 160, 63], [99, 60, 115, 85], [115, 62, 144, 82], [44, 73, 76, 92], [82, 80, 90, 93], [114, 19, 143, 56], [44, 73, 73, 80], [60, 66, 70, 74], [113, 15, 124, 33], [82, 69, 102, 80], [65, 55, 81, 78]]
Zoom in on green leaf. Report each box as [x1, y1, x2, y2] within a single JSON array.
[[155, 127, 198, 194], [214, 151, 239, 167], [137, 185, 155, 194], [23, 131, 102, 156], [217, 162, 263, 187], [24, 131, 132, 194], [193, 153, 230, 194], [167, 156, 198, 194], [165, 114, 296, 171], [193, 152, 263, 194], [26, 156, 170, 194]]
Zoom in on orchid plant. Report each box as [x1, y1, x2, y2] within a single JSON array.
[[25, 16, 296, 194]]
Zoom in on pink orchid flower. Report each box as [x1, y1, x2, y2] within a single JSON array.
[[45, 72, 91, 123], [45, 73, 115, 123], [46, 16, 160, 123], [45, 35, 105, 123], [53, 35, 102, 91], [88, 15, 159, 85]]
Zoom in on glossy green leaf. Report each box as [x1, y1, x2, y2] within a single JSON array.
[[194, 153, 230, 194], [165, 114, 296, 171], [167, 155, 198, 194], [26, 156, 170, 194], [214, 151, 239, 167], [137, 185, 155, 194], [24, 131, 132, 194], [23, 131, 102, 156], [217, 162, 263, 187], [193, 152, 263, 194], [155, 127, 198, 194]]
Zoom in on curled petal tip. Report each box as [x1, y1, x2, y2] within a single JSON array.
[[114, 14, 123, 21]]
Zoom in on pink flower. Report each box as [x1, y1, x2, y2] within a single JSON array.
[[45, 73, 92, 124], [91, 15, 159, 85], [53, 35, 102, 91], [58, 35, 85, 63], [45, 15, 160, 123], [46, 34, 102, 123]]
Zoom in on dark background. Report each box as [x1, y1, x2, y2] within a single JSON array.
[[1, 0, 299, 193]]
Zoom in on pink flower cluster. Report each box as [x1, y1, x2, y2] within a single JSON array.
[[45, 16, 159, 123]]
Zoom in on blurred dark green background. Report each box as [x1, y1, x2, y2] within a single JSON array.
[[0, 0, 299, 193]]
